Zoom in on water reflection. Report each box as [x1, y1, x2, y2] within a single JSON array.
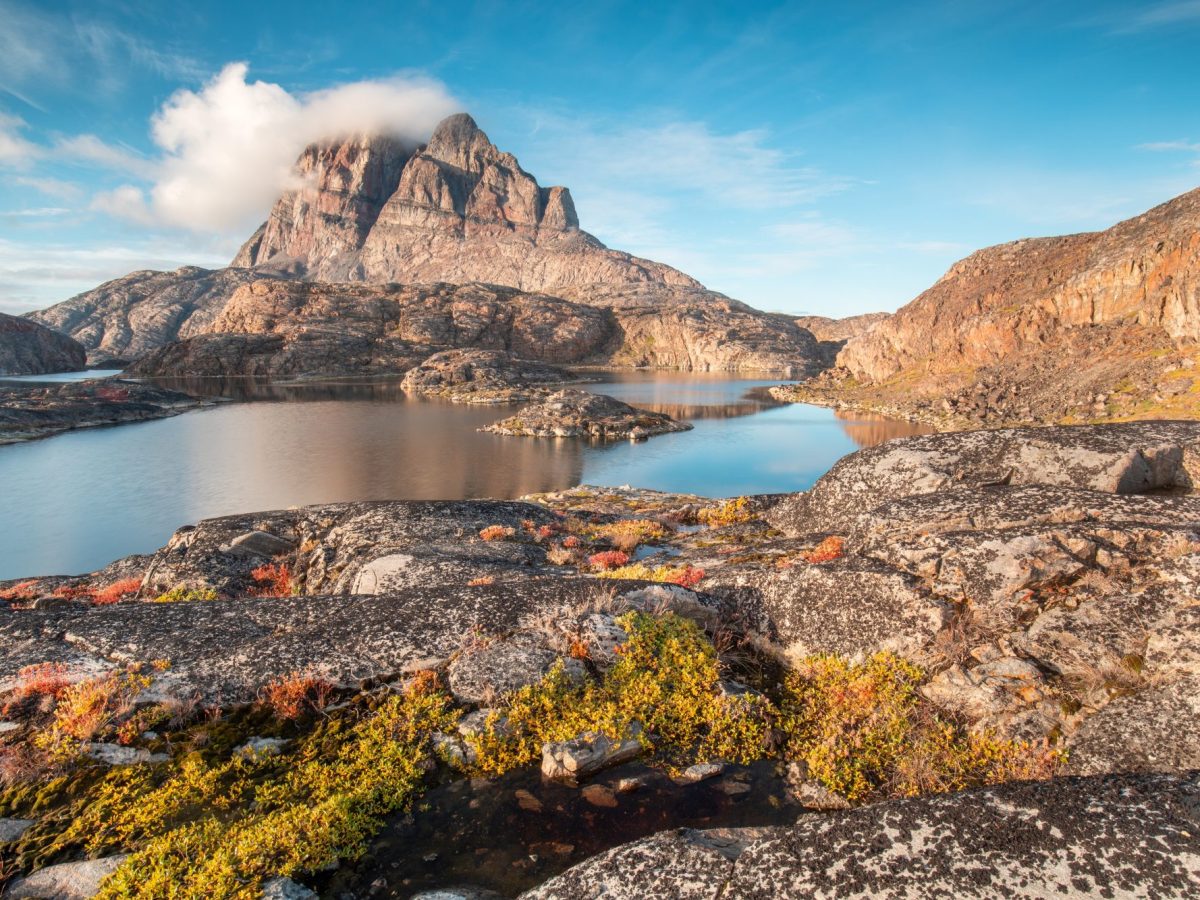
[[0, 373, 924, 579], [833, 408, 934, 448]]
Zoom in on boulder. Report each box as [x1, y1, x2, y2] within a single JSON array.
[[541, 729, 643, 782], [768, 422, 1200, 536], [7, 854, 129, 899]]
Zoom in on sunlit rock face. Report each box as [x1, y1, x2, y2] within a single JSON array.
[[30, 113, 827, 375]]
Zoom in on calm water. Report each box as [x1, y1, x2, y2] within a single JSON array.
[[0, 373, 928, 580]]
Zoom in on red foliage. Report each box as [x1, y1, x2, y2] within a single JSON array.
[[53, 583, 95, 600], [95, 385, 130, 402], [0, 581, 38, 602], [3, 662, 71, 714], [479, 525, 515, 542], [536, 524, 559, 541], [91, 577, 143, 605], [562, 535, 582, 549], [668, 566, 706, 589], [802, 536, 845, 564], [259, 672, 334, 720], [588, 550, 631, 571], [250, 563, 292, 598]]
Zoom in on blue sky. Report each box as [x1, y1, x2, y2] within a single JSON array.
[[1, 0, 1198, 317]]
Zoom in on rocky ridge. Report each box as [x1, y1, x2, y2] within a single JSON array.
[[780, 187, 1200, 426], [28, 115, 822, 376], [0, 313, 86, 376]]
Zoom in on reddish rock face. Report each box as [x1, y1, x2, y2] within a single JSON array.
[[838, 188, 1200, 384]]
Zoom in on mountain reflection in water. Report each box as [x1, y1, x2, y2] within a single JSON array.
[[0, 372, 924, 579]]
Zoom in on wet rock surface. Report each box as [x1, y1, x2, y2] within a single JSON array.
[[523, 772, 1200, 899], [483, 389, 692, 441], [0, 377, 208, 444], [401, 349, 581, 404]]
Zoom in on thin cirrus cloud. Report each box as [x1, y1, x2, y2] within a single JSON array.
[[86, 62, 460, 233]]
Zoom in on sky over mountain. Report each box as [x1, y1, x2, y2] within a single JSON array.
[[1, 0, 1198, 317]]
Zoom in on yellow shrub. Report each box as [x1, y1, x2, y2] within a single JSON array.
[[697, 497, 755, 527]]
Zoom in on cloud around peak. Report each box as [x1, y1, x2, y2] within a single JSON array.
[[91, 62, 459, 233]]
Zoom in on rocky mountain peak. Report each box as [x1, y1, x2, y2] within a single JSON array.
[[230, 111, 700, 297]]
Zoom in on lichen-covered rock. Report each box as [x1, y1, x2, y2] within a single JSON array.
[[482, 389, 692, 441], [137, 499, 563, 598], [447, 632, 563, 705], [1066, 677, 1200, 776], [768, 421, 1200, 535], [523, 774, 1200, 899], [401, 349, 579, 403], [0, 312, 86, 375], [705, 555, 950, 661]]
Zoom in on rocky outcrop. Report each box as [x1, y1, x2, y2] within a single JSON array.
[[792, 312, 889, 366], [483, 389, 693, 440], [522, 773, 1200, 899], [791, 187, 1200, 425], [0, 313, 86, 376], [401, 349, 579, 403], [126, 280, 617, 378], [25, 267, 267, 365], [29, 114, 825, 376], [697, 422, 1200, 769], [0, 378, 207, 444]]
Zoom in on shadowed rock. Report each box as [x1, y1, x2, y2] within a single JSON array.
[[0, 312, 86, 375]]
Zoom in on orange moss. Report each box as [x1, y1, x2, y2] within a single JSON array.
[[250, 563, 293, 598], [259, 672, 335, 720], [802, 536, 845, 564]]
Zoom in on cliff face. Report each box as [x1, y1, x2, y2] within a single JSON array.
[[30, 113, 822, 375], [790, 187, 1200, 425], [0, 313, 86, 375], [839, 188, 1200, 382], [236, 113, 700, 298]]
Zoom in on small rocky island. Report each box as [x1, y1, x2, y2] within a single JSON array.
[[401, 349, 581, 404], [482, 389, 693, 440], [1, 421, 1197, 898]]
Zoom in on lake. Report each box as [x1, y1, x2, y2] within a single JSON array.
[[0, 373, 928, 580]]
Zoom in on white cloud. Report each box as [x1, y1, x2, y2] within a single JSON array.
[[94, 62, 458, 233], [0, 112, 40, 166], [0, 236, 236, 314], [54, 134, 156, 177], [1138, 140, 1200, 152], [10, 176, 84, 201]]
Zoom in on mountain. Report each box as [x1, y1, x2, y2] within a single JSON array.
[[782, 187, 1200, 425], [30, 114, 819, 375], [0, 312, 86, 375]]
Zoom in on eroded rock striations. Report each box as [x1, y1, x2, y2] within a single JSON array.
[[782, 187, 1200, 425], [29, 115, 824, 375], [0, 313, 85, 376], [482, 389, 692, 440]]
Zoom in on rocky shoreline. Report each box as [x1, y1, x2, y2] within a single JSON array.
[[1, 421, 1198, 897], [0, 378, 211, 445], [482, 389, 692, 440]]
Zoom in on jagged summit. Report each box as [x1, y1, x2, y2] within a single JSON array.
[[232, 112, 689, 295]]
